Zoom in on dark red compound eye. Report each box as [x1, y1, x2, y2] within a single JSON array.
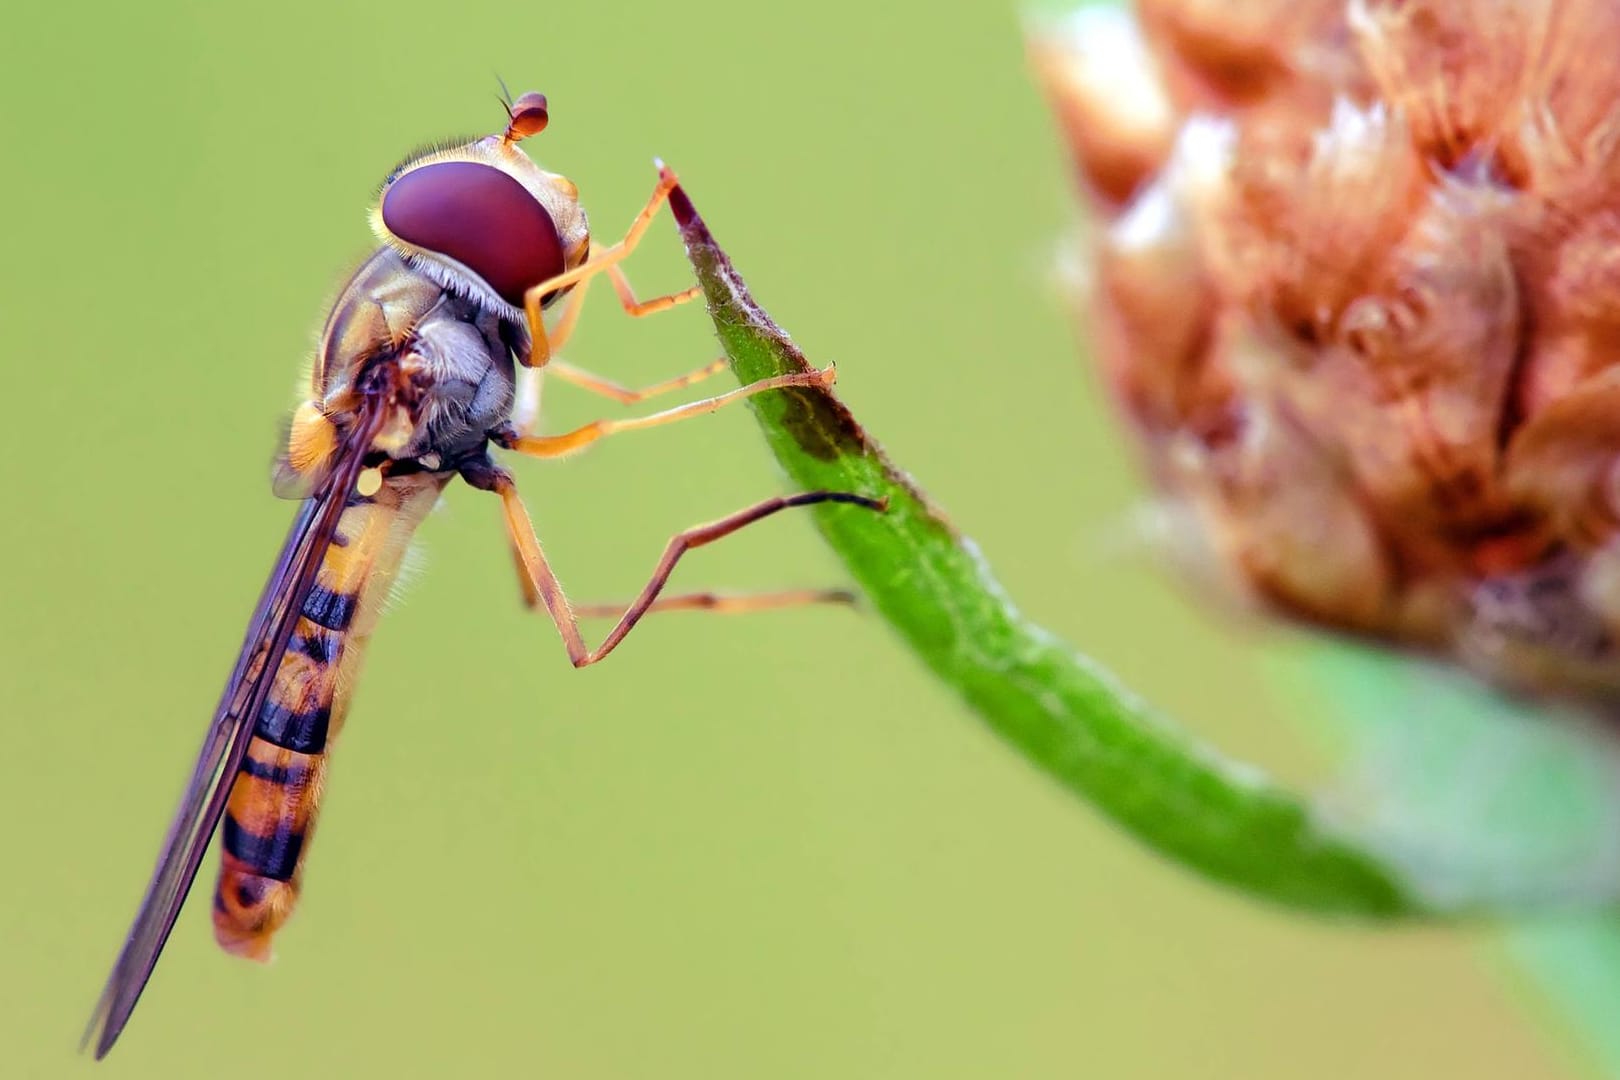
[[380, 161, 565, 307]]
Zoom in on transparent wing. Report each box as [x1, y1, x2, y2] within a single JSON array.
[[83, 402, 383, 1059]]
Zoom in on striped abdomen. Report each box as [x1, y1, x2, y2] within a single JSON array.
[[212, 473, 446, 960]]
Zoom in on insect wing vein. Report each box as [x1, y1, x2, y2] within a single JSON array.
[[83, 403, 383, 1058]]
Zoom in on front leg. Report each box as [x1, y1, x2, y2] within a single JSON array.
[[522, 165, 697, 369]]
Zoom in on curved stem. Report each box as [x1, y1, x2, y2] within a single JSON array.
[[665, 177, 1433, 919]]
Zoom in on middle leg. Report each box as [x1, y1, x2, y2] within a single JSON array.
[[494, 365, 836, 460]]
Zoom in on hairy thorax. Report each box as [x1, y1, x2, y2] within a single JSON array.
[[278, 247, 521, 494]]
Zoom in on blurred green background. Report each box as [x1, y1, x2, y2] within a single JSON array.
[[0, 0, 1585, 1076]]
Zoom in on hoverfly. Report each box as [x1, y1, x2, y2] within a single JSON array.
[[84, 90, 882, 1058]]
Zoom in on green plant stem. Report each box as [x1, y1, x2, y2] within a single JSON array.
[[665, 174, 1430, 919], [1286, 645, 1620, 1075]]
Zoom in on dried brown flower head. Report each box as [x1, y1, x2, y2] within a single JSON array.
[[1031, 0, 1620, 704]]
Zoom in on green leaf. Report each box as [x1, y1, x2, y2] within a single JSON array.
[[664, 173, 1432, 920], [1279, 643, 1620, 1073], [1273, 643, 1620, 913], [1501, 914, 1620, 1076]]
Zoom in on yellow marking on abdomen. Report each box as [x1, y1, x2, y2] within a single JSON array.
[[212, 473, 446, 960]]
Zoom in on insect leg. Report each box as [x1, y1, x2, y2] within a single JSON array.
[[461, 461, 883, 666], [521, 263, 720, 415], [522, 167, 693, 369], [481, 419, 854, 616], [492, 365, 836, 460], [544, 356, 729, 407], [540, 270, 592, 359], [504, 539, 855, 617], [511, 365, 545, 439], [504, 506, 544, 610], [571, 588, 857, 617], [603, 260, 701, 318]]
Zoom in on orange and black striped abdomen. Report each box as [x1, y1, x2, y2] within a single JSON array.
[[213, 474, 446, 960]]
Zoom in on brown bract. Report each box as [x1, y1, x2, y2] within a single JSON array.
[[1033, 0, 1620, 704]]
